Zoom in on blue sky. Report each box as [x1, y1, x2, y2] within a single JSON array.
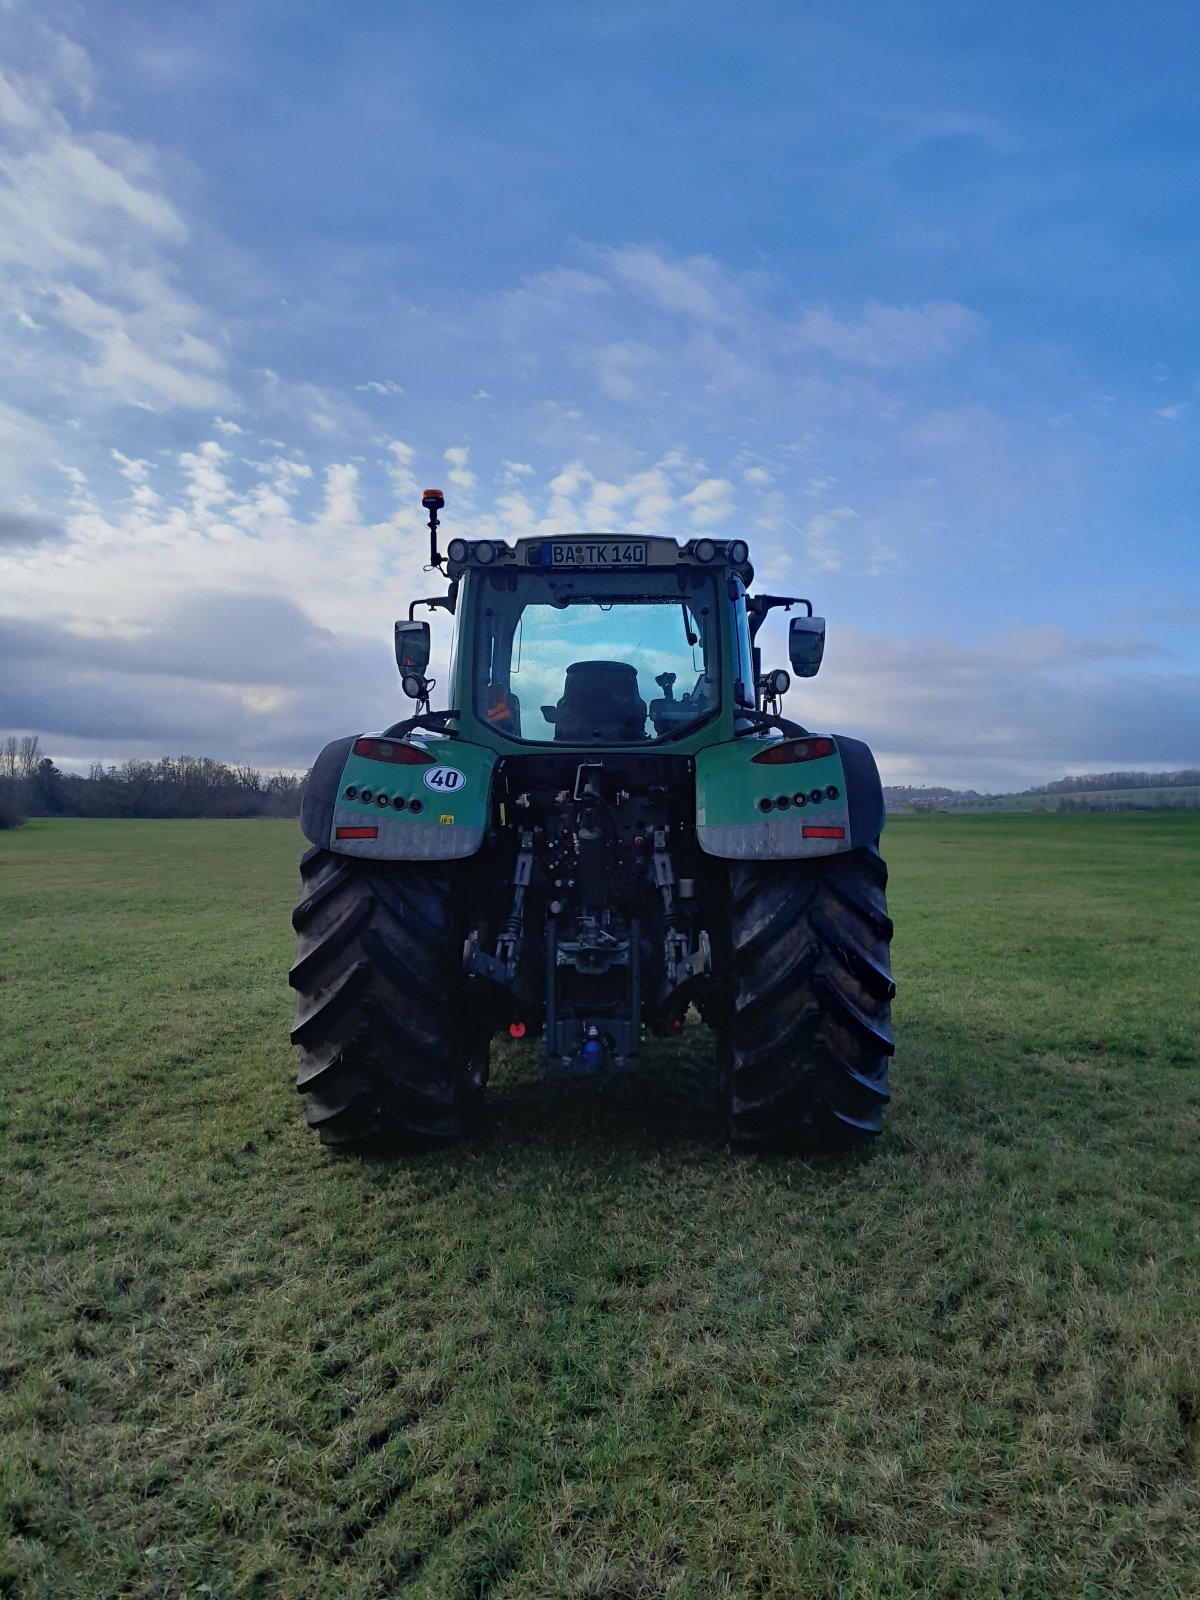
[[1, 0, 1197, 786]]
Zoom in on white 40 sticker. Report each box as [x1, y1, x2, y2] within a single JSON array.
[[422, 766, 467, 793]]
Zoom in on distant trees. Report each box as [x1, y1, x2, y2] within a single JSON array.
[[884, 770, 1200, 815], [1055, 790, 1196, 814], [0, 734, 45, 827], [0, 735, 304, 821], [1034, 770, 1200, 794]]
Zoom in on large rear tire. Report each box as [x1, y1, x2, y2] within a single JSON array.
[[289, 847, 486, 1146], [720, 846, 895, 1149]]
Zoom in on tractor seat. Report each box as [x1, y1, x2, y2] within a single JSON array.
[[551, 660, 647, 742]]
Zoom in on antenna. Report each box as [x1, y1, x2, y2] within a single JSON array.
[[422, 488, 445, 568]]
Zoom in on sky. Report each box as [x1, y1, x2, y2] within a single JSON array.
[[1, 0, 1197, 789]]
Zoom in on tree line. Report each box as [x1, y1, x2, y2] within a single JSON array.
[[1053, 791, 1199, 813], [1, 736, 304, 828], [1031, 770, 1200, 794]]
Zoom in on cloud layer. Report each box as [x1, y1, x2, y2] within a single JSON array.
[[0, 6, 1196, 788]]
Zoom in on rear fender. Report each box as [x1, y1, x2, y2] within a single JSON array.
[[695, 733, 884, 858], [300, 734, 494, 859]]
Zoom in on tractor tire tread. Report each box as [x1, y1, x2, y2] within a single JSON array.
[[722, 847, 894, 1149], [289, 849, 478, 1146]]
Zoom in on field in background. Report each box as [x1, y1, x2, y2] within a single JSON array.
[[889, 785, 1200, 815], [957, 786, 1200, 814], [1, 815, 1198, 1599]]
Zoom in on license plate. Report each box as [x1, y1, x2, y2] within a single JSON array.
[[532, 539, 648, 569]]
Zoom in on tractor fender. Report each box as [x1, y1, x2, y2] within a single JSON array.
[[300, 733, 494, 860], [835, 734, 887, 848], [300, 735, 357, 846], [695, 732, 885, 859]]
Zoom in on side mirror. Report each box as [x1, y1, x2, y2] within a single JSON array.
[[789, 615, 825, 678], [394, 620, 430, 677]]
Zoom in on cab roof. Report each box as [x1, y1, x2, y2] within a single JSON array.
[[444, 532, 753, 585]]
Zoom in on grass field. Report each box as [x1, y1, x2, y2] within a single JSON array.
[[1, 814, 1198, 1599]]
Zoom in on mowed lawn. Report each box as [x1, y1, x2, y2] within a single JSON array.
[[1, 816, 1197, 1600]]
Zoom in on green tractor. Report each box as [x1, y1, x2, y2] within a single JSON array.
[[290, 490, 894, 1148]]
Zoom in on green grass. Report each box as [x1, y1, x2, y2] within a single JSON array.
[[1, 814, 1198, 1599]]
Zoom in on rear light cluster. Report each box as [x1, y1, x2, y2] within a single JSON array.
[[344, 739, 431, 815], [757, 784, 840, 814], [352, 737, 433, 764], [750, 737, 835, 766], [343, 785, 424, 814]]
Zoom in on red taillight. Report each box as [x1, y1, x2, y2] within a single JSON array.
[[336, 825, 379, 840], [802, 825, 845, 840], [508, 1022, 527, 1039], [352, 737, 434, 765], [750, 737, 836, 766]]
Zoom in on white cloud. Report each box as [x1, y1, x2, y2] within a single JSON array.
[[179, 440, 231, 519], [605, 245, 735, 326], [315, 462, 361, 531], [0, 400, 57, 490], [792, 507, 857, 573], [793, 300, 979, 368], [0, 44, 232, 419], [356, 379, 405, 396], [593, 339, 659, 402], [787, 624, 1195, 790], [110, 449, 159, 511], [255, 370, 368, 438], [1, 407, 1192, 787], [443, 444, 476, 491], [681, 476, 734, 527]]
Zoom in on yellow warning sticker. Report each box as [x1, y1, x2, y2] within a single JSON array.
[[439, 814, 455, 825]]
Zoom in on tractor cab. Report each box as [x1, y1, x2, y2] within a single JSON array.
[[457, 554, 730, 748]]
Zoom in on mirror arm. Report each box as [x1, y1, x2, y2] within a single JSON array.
[[408, 584, 457, 621], [382, 709, 460, 739], [733, 709, 812, 740], [747, 594, 812, 643]]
